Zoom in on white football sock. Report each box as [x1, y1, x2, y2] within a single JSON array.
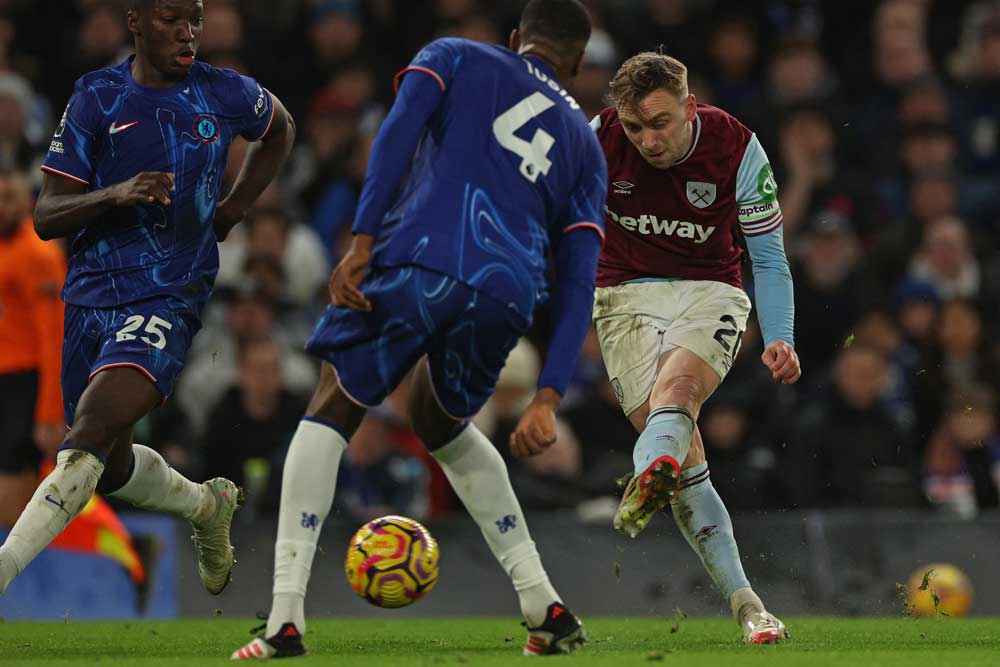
[[0, 448, 104, 593], [269, 419, 347, 636], [432, 424, 559, 627], [668, 463, 751, 600], [108, 444, 214, 523]]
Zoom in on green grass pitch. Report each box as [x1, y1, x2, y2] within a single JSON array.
[[2, 617, 999, 666]]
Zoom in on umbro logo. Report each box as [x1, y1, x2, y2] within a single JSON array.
[[694, 525, 718, 542], [613, 180, 635, 195], [109, 121, 139, 135]]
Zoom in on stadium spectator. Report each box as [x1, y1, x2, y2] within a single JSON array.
[[177, 287, 317, 437], [924, 383, 1000, 516], [897, 80, 951, 126], [905, 217, 980, 300], [307, 1, 365, 82], [198, 0, 244, 62], [850, 309, 918, 432], [774, 103, 839, 235], [200, 337, 309, 516], [955, 14, 1000, 192], [786, 344, 920, 508], [604, 0, 712, 75], [874, 169, 960, 284], [791, 213, 878, 378], [571, 28, 618, 121], [706, 14, 762, 120], [289, 85, 362, 251], [766, 37, 837, 109], [698, 397, 781, 511], [0, 73, 42, 173], [215, 207, 329, 311], [921, 300, 999, 410]]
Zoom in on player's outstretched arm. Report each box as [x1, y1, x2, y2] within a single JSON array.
[[510, 387, 561, 458], [743, 221, 801, 385], [214, 94, 296, 241], [510, 227, 603, 458], [34, 170, 175, 240]]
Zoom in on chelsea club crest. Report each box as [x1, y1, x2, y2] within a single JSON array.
[[193, 115, 220, 143]]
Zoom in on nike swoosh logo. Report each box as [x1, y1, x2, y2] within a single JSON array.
[[109, 121, 139, 135], [44, 494, 69, 514]]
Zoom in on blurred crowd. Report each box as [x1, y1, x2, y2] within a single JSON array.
[[1, 0, 999, 526]]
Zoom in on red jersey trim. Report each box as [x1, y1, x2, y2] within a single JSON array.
[[88, 362, 167, 406], [329, 363, 374, 409], [251, 90, 278, 142], [742, 213, 784, 237], [394, 66, 446, 95], [40, 166, 89, 186], [564, 221, 606, 246]]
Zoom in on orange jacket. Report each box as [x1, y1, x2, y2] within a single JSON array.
[[0, 218, 66, 423]]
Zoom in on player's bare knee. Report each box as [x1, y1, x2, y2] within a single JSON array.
[[307, 394, 364, 437], [408, 397, 458, 447], [306, 370, 365, 436], [407, 382, 459, 446], [64, 414, 119, 455], [652, 373, 703, 410]]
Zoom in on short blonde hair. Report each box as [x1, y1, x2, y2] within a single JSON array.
[[609, 52, 688, 112]]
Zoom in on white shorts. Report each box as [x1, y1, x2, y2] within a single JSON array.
[[593, 280, 752, 416]]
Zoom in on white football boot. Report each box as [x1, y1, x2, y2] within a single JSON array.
[[191, 477, 241, 595]]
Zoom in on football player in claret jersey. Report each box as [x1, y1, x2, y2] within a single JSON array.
[[591, 52, 800, 643], [230, 0, 606, 660], [0, 0, 295, 598]]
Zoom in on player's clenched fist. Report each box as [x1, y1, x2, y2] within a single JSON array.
[[510, 388, 560, 458], [110, 171, 175, 206], [761, 340, 801, 385], [329, 232, 373, 312]]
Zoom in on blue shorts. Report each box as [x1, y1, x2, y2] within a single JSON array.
[[61, 297, 200, 425], [306, 265, 530, 419]]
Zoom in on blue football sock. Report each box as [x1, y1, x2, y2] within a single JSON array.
[[669, 464, 750, 599], [633, 405, 695, 474]]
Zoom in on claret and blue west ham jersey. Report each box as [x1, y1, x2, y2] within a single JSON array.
[[360, 38, 608, 321], [41, 56, 275, 314]]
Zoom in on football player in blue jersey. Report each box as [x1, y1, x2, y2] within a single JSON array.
[[0, 0, 295, 598], [230, 0, 606, 660]]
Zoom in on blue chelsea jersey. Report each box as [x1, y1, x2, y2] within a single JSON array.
[[42, 56, 275, 313], [371, 39, 607, 320]]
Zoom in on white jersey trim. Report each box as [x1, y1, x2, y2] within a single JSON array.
[[671, 113, 702, 167]]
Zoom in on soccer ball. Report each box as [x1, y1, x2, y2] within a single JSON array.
[[906, 563, 974, 617], [345, 515, 440, 608]]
